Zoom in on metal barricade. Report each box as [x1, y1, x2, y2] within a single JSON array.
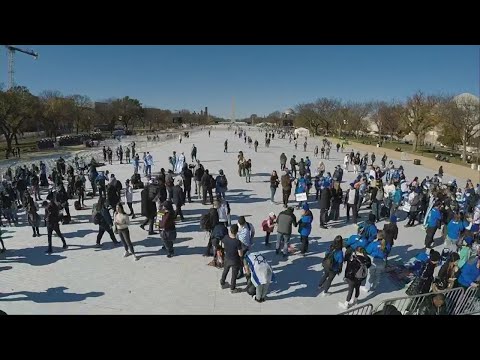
[[452, 286, 480, 315], [338, 303, 373, 315], [373, 287, 465, 315]]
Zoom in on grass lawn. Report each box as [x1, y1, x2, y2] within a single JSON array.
[[335, 135, 479, 168]]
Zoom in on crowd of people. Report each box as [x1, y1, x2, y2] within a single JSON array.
[[1, 125, 480, 313]]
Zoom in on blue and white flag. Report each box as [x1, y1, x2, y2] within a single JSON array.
[[246, 252, 275, 286]]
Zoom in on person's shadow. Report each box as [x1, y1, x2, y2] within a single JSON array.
[[0, 286, 104, 303]]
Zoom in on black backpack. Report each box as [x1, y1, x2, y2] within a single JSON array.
[[200, 212, 213, 231]]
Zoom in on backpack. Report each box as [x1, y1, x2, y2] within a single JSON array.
[[262, 219, 269, 232], [353, 255, 368, 280], [217, 175, 227, 188], [200, 212, 213, 231], [322, 250, 336, 270], [93, 211, 102, 225]]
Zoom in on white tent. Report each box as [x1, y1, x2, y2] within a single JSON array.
[[294, 127, 310, 137]]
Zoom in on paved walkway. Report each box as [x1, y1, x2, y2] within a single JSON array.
[[0, 126, 461, 314]]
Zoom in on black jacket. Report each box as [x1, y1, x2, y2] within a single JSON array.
[[319, 188, 331, 210], [344, 253, 371, 281], [201, 173, 211, 188], [181, 168, 193, 189], [417, 296, 448, 315], [194, 166, 205, 181], [383, 223, 398, 246], [171, 185, 185, 206]]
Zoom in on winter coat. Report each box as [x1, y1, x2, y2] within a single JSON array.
[[276, 209, 297, 235], [298, 210, 313, 236], [181, 168, 193, 189], [171, 185, 185, 206], [344, 252, 371, 281], [319, 188, 331, 210], [417, 296, 448, 315]]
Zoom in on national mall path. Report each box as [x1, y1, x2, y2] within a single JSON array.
[[0, 126, 462, 314]]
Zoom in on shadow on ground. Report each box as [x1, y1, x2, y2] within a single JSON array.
[[0, 286, 104, 303]]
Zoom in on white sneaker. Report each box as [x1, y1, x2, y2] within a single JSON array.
[[123, 251, 131, 258], [133, 255, 139, 261], [349, 298, 358, 307], [320, 291, 330, 297], [338, 301, 350, 309]]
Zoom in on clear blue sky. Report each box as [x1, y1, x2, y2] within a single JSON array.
[[1, 45, 478, 119]]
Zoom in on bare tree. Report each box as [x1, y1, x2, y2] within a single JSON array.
[[39, 90, 75, 138], [0, 86, 38, 158], [68, 94, 93, 134], [439, 94, 480, 162], [342, 101, 371, 137], [295, 98, 340, 136], [371, 101, 403, 140], [401, 91, 442, 152]]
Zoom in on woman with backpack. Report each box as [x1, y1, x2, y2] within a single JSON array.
[[318, 235, 344, 296], [262, 212, 276, 246], [339, 247, 371, 309]]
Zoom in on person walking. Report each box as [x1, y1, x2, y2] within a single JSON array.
[[246, 252, 274, 302], [93, 197, 120, 248], [140, 180, 159, 235], [158, 200, 177, 258], [236, 216, 255, 279], [194, 161, 205, 200], [26, 195, 41, 237], [339, 247, 371, 309], [171, 179, 185, 221], [318, 236, 344, 296], [191, 144, 197, 162], [290, 156, 297, 178], [124, 179, 135, 218], [276, 206, 298, 258], [215, 169, 228, 199], [201, 169, 214, 205], [424, 202, 442, 248], [270, 170, 279, 203], [280, 153, 287, 171], [44, 199, 68, 254], [298, 203, 313, 256], [220, 224, 243, 293], [181, 164, 193, 203], [281, 170, 293, 208], [244, 159, 252, 183], [262, 212, 276, 246], [114, 203, 138, 260]]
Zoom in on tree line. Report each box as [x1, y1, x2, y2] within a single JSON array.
[[260, 91, 479, 163], [0, 86, 215, 159]]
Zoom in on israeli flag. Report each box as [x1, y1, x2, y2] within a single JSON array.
[[246, 252, 275, 287]]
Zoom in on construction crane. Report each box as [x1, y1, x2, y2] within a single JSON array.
[[4, 45, 38, 90]]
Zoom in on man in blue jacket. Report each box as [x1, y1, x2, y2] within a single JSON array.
[[424, 202, 442, 248], [298, 203, 313, 256]]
